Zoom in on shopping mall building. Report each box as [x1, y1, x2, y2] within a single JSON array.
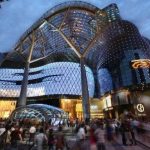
[[0, 1, 150, 120]]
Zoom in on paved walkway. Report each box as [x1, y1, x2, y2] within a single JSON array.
[[1, 128, 150, 150], [65, 134, 146, 150], [135, 132, 150, 148], [2, 138, 147, 150], [112, 135, 145, 150]]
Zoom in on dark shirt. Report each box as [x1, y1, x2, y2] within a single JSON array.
[[11, 130, 21, 141]]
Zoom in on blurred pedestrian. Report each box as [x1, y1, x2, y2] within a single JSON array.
[[76, 123, 86, 141], [34, 128, 48, 150], [10, 126, 23, 148], [48, 128, 55, 150], [55, 126, 65, 150], [90, 127, 97, 150], [29, 125, 36, 143], [94, 122, 105, 150]]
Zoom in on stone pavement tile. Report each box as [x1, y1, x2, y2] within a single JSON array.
[[135, 133, 150, 148], [113, 134, 146, 150], [122, 145, 145, 150], [59, 129, 148, 150], [106, 140, 126, 150], [105, 141, 121, 150]]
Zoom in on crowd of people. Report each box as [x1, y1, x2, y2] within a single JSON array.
[[0, 121, 65, 150], [0, 112, 149, 150]]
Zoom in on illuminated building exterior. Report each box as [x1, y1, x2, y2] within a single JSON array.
[[0, 1, 150, 119], [0, 62, 94, 98]]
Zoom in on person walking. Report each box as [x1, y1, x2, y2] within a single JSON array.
[[34, 128, 48, 150], [55, 126, 65, 150], [10, 126, 23, 149], [48, 128, 55, 150], [29, 125, 36, 144], [90, 127, 97, 150], [76, 123, 86, 150], [94, 122, 105, 150]]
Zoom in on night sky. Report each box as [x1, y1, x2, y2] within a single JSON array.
[[0, 0, 149, 52]]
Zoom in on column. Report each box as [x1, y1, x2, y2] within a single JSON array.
[[17, 62, 30, 107], [80, 57, 90, 123], [17, 32, 35, 107]]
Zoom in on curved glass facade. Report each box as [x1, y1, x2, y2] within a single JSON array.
[[0, 62, 94, 97], [97, 20, 150, 95], [98, 68, 113, 95], [0, 1, 150, 100]]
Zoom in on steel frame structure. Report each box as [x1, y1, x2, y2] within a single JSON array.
[[9, 104, 68, 124], [0, 2, 125, 121]]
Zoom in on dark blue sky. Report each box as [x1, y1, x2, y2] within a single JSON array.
[[0, 0, 149, 52]]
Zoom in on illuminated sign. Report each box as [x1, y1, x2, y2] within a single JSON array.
[[131, 59, 150, 69], [136, 104, 144, 113], [103, 95, 112, 109]]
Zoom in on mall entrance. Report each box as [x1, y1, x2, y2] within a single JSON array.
[[60, 98, 104, 120]]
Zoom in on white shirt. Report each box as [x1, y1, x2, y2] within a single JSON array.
[[0, 127, 6, 136], [77, 127, 85, 140], [94, 128, 105, 143], [29, 126, 36, 133]]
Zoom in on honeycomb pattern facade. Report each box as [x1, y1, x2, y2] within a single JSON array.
[[0, 62, 94, 97], [97, 20, 150, 95], [0, 1, 150, 98]]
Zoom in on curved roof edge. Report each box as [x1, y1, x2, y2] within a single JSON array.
[[9, 104, 68, 123], [28, 104, 64, 112], [12, 1, 99, 51]]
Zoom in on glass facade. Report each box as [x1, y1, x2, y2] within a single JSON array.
[[9, 104, 68, 125], [97, 20, 150, 96], [0, 1, 150, 103], [0, 62, 94, 97]]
